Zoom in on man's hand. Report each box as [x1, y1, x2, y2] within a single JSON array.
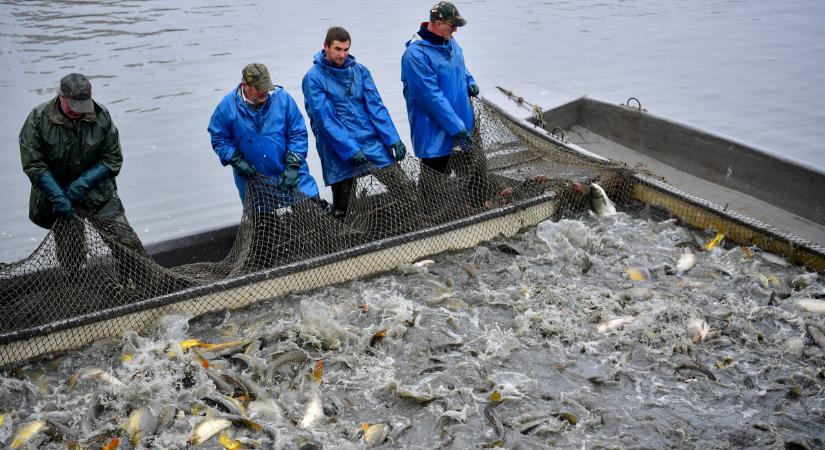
[[279, 151, 303, 191], [229, 151, 257, 177], [468, 84, 480, 97], [453, 130, 473, 152], [389, 142, 407, 161], [349, 150, 369, 167], [66, 163, 111, 204], [38, 171, 73, 217]]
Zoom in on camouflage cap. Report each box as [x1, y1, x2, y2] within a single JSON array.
[[242, 63, 274, 92], [58, 73, 94, 114], [430, 1, 466, 27]]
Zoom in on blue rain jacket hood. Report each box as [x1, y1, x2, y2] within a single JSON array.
[[208, 84, 319, 201], [401, 30, 476, 159], [302, 50, 400, 186]]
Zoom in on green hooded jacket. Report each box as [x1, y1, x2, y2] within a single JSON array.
[[19, 97, 124, 229]]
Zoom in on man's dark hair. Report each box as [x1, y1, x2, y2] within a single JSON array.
[[324, 27, 351, 46]]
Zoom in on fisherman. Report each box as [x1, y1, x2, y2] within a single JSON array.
[[208, 62, 319, 204], [19, 73, 148, 283], [401, 2, 486, 206], [208, 63, 321, 271], [302, 26, 409, 218]]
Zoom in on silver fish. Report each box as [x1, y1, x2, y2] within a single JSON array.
[[590, 183, 617, 217]]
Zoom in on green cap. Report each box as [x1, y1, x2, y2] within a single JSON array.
[[430, 1, 466, 27], [58, 73, 94, 114], [242, 63, 274, 92]]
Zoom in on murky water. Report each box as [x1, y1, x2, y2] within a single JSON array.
[[2, 211, 824, 448], [2, 0, 825, 261]]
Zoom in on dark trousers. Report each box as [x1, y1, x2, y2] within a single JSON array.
[[330, 164, 418, 218], [419, 149, 490, 208], [54, 194, 149, 285]]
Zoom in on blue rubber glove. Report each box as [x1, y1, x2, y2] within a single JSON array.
[[468, 84, 480, 97], [453, 130, 473, 152], [349, 150, 369, 167], [229, 150, 257, 177], [38, 170, 73, 217], [279, 151, 303, 191], [389, 142, 407, 161], [66, 163, 111, 205]]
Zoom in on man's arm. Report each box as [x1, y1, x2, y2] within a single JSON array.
[[207, 102, 238, 165], [19, 108, 49, 185], [401, 49, 466, 137], [284, 93, 309, 160], [361, 67, 401, 147], [301, 74, 361, 161]]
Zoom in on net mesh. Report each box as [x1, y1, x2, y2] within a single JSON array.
[[1, 97, 821, 366]]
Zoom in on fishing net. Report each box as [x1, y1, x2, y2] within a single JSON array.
[[1, 97, 821, 366]]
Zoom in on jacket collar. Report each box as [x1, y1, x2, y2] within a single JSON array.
[[48, 96, 96, 126], [314, 50, 357, 70], [234, 83, 280, 112]]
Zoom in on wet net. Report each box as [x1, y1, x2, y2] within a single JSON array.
[[1, 97, 822, 366]]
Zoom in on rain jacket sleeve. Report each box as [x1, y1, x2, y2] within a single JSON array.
[[99, 115, 123, 177], [402, 49, 467, 137], [19, 108, 49, 185], [284, 93, 310, 160], [361, 67, 401, 146], [465, 67, 477, 90], [301, 74, 361, 161], [207, 102, 238, 166]]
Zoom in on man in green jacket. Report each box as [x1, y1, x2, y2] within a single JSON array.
[[19, 73, 148, 283]]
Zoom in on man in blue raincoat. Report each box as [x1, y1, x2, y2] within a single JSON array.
[[208, 63, 321, 271], [303, 27, 408, 218], [401, 2, 488, 207], [208, 63, 319, 205]]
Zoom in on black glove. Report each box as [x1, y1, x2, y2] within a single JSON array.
[[229, 151, 257, 177], [453, 130, 473, 152], [349, 150, 369, 167], [66, 163, 111, 205], [279, 151, 303, 191], [468, 84, 480, 97], [389, 142, 407, 161], [38, 170, 73, 217]]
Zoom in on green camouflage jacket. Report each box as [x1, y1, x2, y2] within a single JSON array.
[[19, 97, 123, 228]]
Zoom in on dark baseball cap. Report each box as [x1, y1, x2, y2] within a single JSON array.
[[430, 1, 466, 27], [242, 63, 274, 92], [58, 73, 94, 114]]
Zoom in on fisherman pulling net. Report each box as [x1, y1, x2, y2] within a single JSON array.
[[0, 97, 628, 344]]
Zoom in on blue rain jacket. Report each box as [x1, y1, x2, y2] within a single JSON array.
[[208, 85, 319, 201], [302, 51, 400, 186], [401, 32, 476, 159]]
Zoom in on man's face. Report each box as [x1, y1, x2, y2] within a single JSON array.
[[241, 83, 269, 105], [58, 96, 83, 119], [432, 19, 457, 40], [323, 40, 351, 67]]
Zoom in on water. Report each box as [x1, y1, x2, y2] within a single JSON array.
[[2, 211, 823, 448], [1, 0, 825, 261]]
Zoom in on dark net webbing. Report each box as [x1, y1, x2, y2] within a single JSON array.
[[1, 97, 819, 365]]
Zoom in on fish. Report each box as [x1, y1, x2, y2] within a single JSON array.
[[653, 218, 677, 233], [123, 406, 158, 447], [0, 411, 5, 427], [313, 360, 324, 384], [387, 381, 441, 403], [590, 183, 617, 217], [462, 263, 479, 279], [626, 267, 648, 282], [361, 422, 390, 447], [218, 431, 243, 450], [298, 390, 324, 429], [796, 299, 825, 313], [80, 367, 124, 387], [10, 420, 47, 449], [204, 367, 236, 396], [675, 251, 698, 273], [701, 231, 725, 251], [687, 318, 710, 343], [101, 437, 120, 450], [675, 362, 716, 381], [806, 324, 825, 351], [370, 329, 387, 347], [205, 393, 246, 416], [596, 316, 633, 333], [189, 411, 232, 445], [760, 252, 788, 266], [413, 259, 435, 268]]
